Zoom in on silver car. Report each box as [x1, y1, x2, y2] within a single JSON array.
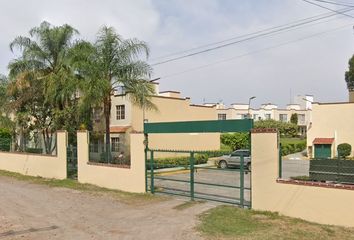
[[217, 149, 251, 170]]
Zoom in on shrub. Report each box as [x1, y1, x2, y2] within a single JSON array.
[[150, 154, 209, 169], [254, 120, 299, 137], [221, 133, 249, 150], [337, 143, 352, 159], [25, 148, 43, 154], [280, 141, 306, 156], [0, 128, 11, 152]]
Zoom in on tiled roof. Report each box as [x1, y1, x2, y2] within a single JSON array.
[[110, 126, 131, 133], [313, 138, 334, 144]]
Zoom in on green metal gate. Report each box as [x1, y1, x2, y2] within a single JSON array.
[[144, 119, 253, 208], [67, 145, 78, 179], [146, 149, 251, 207]]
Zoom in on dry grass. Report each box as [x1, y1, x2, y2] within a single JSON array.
[[198, 206, 354, 240], [0, 169, 165, 205]]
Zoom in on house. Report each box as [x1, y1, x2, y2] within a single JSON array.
[[93, 82, 220, 158], [213, 95, 313, 136], [307, 101, 354, 158]]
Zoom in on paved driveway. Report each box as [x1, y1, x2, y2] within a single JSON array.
[[0, 176, 213, 240]]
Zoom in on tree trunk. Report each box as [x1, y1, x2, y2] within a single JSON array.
[[104, 95, 112, 163]]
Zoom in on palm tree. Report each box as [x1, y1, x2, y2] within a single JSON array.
[[8, 21, 82, 153], [80, 26, 155, 160]]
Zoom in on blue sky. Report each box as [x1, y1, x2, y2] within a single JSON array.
[[0, 0, 353, 107]]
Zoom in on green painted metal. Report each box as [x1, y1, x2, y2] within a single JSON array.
[[144, 134, 148, 192], [150, 151, 154, 194], [310, 159, 354, 183], [240, 155, 244, 208], [314, 144, 331, 159], [190, 152, 195, 201], [279, 144, 282, 179], [144, 119, 253, 134], [67, 145, 77, 179]]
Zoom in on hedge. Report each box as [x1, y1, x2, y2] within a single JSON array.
[[281, 141, 306, 156]]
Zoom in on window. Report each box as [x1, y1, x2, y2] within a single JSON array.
[[265, 114, 271, 120], [93, 107, 102, 122], [111, 137, 120, 152], [241, 114, 248, 119], [298, 114, 305, 124], [253, 114, 258, 120], [218, 113, 227, 120], [116, 105, 125, 120], [279, 114, 288, 122]]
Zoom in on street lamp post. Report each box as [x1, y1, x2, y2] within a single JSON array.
[[248, 96, 256, 119]]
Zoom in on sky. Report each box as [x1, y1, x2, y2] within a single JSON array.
[[0, 0, 353, 107]]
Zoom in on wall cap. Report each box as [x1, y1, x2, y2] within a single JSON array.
[[277, 179, 354, 191], [251, 128, 278, 133]]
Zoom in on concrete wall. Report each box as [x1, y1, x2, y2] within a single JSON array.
[[0, 131, 67, 179], [252, 129, 354, 227], [77, 131, 145, 193], [307, 102, 354, 157]]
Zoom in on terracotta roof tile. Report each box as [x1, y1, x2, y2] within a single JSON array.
[[313, 138, 334, 144], [110, 126, 131, 133]]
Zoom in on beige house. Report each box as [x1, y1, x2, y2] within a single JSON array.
[[307, 101, 354, 158], [214, 95, 313, 136], [94, 82, 220, 157]]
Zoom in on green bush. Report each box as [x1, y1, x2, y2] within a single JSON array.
[[221, 133, 249, 150], [337, 143, 352, 159], [0, 128, 11, 152], [280, 141, 306, 156], [151, 154, 208, 169], [254, 120, 299, 137], [25, 148, 43, 154]]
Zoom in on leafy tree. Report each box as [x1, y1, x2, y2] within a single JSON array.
[[254, 119, 299, 137], [77, 26, 155, 156], [221, 133, 250, 150], [337, 143, 352, 159], [290, 113, 298, 125], [7, 21, 86, 153], [345, 55, 354, 91]]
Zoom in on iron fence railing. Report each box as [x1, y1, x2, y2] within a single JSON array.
[[0, 135, 57, 156], [89, 143, 131, 166]]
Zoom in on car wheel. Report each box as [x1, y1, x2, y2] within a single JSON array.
[[219, 160, 228, 169], [247, 162, 251, 171]]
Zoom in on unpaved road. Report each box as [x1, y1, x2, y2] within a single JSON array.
[[0, 176, 214, 240]]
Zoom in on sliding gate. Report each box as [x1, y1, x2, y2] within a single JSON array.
[[144, 119, 253, 208]]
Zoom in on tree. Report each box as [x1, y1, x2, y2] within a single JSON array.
[[254, 119, 299, 137], [337, 143, 352, 159], [78, 26, 155, 159], [345, 55, 354, 91], [290, 113, 298, 125], [7, 21, 85, 153]]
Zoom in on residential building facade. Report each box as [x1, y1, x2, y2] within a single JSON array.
[[213, 95, 313, 136]]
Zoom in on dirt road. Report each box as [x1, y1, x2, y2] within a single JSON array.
[[0, 176, 213, 240]]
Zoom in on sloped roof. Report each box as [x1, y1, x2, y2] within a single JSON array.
[[313, 138, 334, 145], [110, 126, 131, 133]]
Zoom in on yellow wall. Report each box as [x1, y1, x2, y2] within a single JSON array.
[[0, 131, 67, 179], [307, 102, 354, 157], [131, 95, 220, 151], [252, 130, 354, 227], [77, 131, 145, 193]]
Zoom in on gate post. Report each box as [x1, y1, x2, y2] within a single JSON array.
[[150, 150, 155, 194], [190, 152, 195, 201], [240, 154, 244, 208]]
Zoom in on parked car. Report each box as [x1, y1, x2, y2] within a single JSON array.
[[216, 149, 251, 170]]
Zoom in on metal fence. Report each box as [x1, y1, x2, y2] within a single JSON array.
[[0, 134, 57, 155], [279, 154, 354, 184], [89, 143, 131, 166]]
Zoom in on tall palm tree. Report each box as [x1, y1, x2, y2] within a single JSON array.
[[80, 26, 155, 159], [8, 21, 82, 153]]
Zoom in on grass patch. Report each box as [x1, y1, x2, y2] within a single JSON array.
[[0, 169, 163, 205], [197, 206, 354, 240], [173, 200, 204, 211]]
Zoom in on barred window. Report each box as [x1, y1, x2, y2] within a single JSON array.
[[111, 137, 120, 152], [116, 105, 125, 120], [218, 113, 227, 120]]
